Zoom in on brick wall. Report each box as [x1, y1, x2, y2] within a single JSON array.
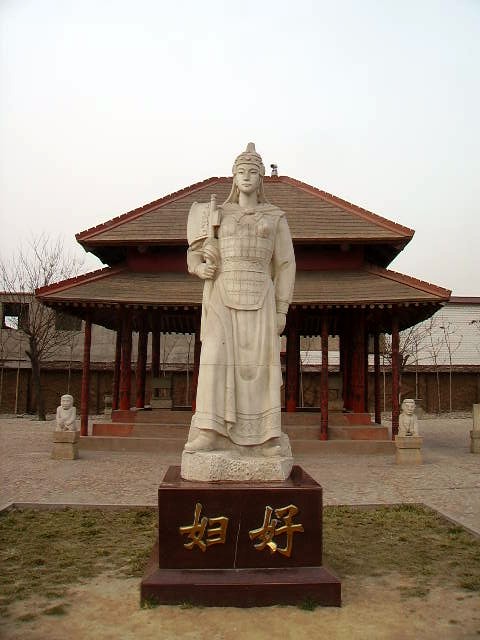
[[1, 366, 479, 415]]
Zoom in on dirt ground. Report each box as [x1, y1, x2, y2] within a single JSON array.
[[2, 572, 480, 640]]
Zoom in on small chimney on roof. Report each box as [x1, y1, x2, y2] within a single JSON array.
[[270, 163, 278, 177]]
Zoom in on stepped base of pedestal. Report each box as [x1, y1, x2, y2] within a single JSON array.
[[141, 544, 341, 607]]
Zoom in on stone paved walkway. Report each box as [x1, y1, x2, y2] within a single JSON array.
[[1, 416, 479, 535]]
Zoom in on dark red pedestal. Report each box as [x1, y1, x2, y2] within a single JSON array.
[[140, 465, 341, 607]]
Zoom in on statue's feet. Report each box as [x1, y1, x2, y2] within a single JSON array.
[[261, 438, 281, 457], [184, 430, 217, 453]]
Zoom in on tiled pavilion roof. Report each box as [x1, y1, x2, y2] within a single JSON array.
[[76, 176, 414, 266], [37, 263, 449, 312]]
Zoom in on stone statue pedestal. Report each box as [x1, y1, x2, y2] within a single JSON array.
[[395, 435, 423, 465], [471, 431, 480, 454], [140, 465, 341, 607], [181, 450, 293, 482], [181, 433, 294, 482], [51, 430, 79, 460]]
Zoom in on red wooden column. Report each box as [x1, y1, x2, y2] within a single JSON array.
[[351, 310, 367, 413], [320, 315, 329, 440], [119, 310, 133, 411], [135, 328, 148, 409], [391, 314, 400, 439], [285, 308, 300, 412], [373, 332, 381, 424], [152, 330, 160, 379], [340, 323, 352, 411], [191, 315, 201, 410], [80, 317, 92, 436], [364, 330, 370, 410], [111, 328, 121, 411]]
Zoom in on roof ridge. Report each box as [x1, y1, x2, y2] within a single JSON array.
[[76, 177, 224, 243], [449, 296, 480, 304], [365, 264, 451, 298], [277, 176, 414, 238], [36, 265, 125, 297]]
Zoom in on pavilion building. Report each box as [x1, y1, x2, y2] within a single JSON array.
[[36, 175, 450, 443]]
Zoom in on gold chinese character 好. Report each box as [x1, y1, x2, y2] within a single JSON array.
[[249, 504, 304, 558], [179, 502, 229, 552]]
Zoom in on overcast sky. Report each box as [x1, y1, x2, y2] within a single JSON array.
[[1, 0, 479, 295]]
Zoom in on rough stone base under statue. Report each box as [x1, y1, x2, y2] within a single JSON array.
[[51, 430, 79, 460], [470, 430, 480, 454], [395, 435, 423, 465], [181, 432, 293, 481], [140, 465, 341, 607]]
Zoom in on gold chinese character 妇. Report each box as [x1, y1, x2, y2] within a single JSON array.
[[179, 502, 229, 552]]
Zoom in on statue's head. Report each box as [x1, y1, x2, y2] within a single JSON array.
[[401, 398, 415, 415], [224, 142, 270, 204], [61, 394, 73, 408]]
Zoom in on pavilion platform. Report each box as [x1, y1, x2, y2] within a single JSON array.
[[80, 408, 394, 455]]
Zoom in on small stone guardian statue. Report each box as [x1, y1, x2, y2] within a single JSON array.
[[398, 398, 419, 436], [52, 394, 79, 460], [55, 394, 77, 431], [181, 143, 296, 481], [395, 398, 422, 464]]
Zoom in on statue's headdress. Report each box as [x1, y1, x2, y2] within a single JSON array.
[[224, 142, 270, 204], [232, 142, 265, 176]]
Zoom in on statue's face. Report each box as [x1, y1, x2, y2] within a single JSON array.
[[402, 400, 415, 415], [61, 396, 72, 409], [234, 163, 261, 195]]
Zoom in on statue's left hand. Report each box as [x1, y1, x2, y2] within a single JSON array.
[[276, 312, 286, 335]]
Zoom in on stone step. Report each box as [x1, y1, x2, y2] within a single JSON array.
[[111, 409, 193, 424], [282, 412, 374, 427], [111, 409, 375, 427], [93, 422, 388, 440], [80, 436, 395, 455], [92, 423, 189, 438], [328, 426, 390, 441]]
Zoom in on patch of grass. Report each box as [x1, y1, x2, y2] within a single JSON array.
[[141, 596, 159, 610], [398, 585, 430, 599], [298, 597, 318, 611], [323, 504, 480, 597], [16, 612, 37, 623], [0, 504, 479, 619], [43, 603, 68, 616], [0, 507, 157, 617]]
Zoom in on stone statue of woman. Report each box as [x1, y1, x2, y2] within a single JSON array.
[[182, 143, 296, 480]]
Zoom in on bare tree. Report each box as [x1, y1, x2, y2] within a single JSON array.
[[438, 318, 462, 413], [471, 319, 480, 357], [383, 320, 433, 398], [0, 235, 83, 420], [421, 316, 445, 413], [0, 324, 14, 410]]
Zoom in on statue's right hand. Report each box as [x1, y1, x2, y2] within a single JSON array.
[[196, 263, 216, 280]]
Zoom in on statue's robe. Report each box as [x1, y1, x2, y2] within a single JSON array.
[[188, 203, 295, 446]]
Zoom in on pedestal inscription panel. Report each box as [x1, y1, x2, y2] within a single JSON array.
[[141, 465, 341, 607]]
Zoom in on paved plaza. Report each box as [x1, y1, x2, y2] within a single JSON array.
[[1, 415, 479, 536]]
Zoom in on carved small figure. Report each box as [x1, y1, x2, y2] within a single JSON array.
[[55, 394, 77, 431], [398, 398, 419, 436]]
